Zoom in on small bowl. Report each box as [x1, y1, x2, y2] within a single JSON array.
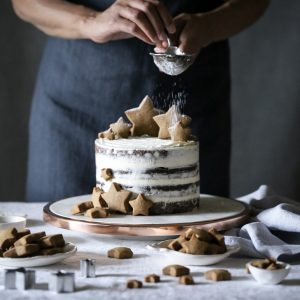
[[247, 261, 291, 285], [0, 215, 26, 231], [147, 239, 240, 266]]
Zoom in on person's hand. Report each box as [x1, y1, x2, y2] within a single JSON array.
[[154, 13, 213, 55], [82, 0, 176, 46]]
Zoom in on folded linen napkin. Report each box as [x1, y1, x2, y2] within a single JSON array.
[[225, 185, 300, 261]]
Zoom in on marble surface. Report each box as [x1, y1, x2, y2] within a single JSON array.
[[0, 202, 299, 300]]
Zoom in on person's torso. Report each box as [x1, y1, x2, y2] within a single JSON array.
[[37, 0, 229, 121]]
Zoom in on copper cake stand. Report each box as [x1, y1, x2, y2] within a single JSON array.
[[43, 194, 249, 239]]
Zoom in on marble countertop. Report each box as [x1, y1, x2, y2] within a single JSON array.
[[0, 202, 299, 300]]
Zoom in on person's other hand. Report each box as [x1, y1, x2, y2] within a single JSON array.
[[154, 13, 213, 55], [82, 0, 176, 46]]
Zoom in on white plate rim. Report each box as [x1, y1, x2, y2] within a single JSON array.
[[0, 242, 77, 267]]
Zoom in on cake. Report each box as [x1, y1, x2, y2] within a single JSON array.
[[93, 95, 200, 215], [95, 137, 200, 214]]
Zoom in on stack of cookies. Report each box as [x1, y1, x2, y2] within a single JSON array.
[[0, 228, 66, 258], [167, 227, 227, 255], [71, 183, 154, 218]]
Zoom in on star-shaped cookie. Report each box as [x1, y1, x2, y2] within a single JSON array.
[[129, 194, 153, 216], [109, 117, 132, 139], [153, 105, 181, 139], [98, 128, 115, 140], [102, 182, 132, 214], [91, 186, 107, 208], [169, 121, 191, 142], [181, 235, 211, 255], [125, 96, 159, 136], [101, 168, 113, 181]]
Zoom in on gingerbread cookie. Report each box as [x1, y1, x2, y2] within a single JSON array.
[[127, 279, 143, 289], [153, 105, 181, 139], [162, 265, 190, 277], [40, 247, 64, 256], [98, 128, 115, 140], [4, 244, 40, 258], [85, 207, 109, 218], [180, 115, 192, 127], [185, 228, 214, 243], [110, 117, 132, 139], [14, 232, 46, 247], [101, 168, 113, 181], [209, 228, 226, 247], [71, 200, 93, 215], [39, 234, 65, 249], [169, 121, 191, 142], [17, 228, 31, 239], [107, 247, 133, 259], [179, 275, 194, 285], [168, 239, 183, 251], [129, 194, 153, 216], [125, 96, 159, 137], [250, 258, 283, 270], [91, 187, 107, 208], [145, 274, 160, 283], [0, 228, 18, 251], [204, 269, 231, 281], [101, 182, 132, 214]]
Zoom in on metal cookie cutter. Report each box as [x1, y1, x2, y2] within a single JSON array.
[[49, 270, 75, 293], [80, 258, 96, 278], [150, 37, 195, 76], [4, 268, 36, 290]]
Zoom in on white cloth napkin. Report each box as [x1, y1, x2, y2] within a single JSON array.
[[225, 185, 300, 261]]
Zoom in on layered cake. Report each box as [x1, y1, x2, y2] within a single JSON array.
[[95, 137, 200, 214], [93, 95, 200, 215]]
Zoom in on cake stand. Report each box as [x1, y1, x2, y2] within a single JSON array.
[[43, 194, 249, 239]]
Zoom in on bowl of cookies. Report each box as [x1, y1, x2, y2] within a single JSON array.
[[246, 258, 291, 285], [0, 227, 77, 267], [147, 227, 239, 266]]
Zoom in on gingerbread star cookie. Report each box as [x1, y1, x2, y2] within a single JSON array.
[[169, 121, 191, 142], [98, 128, 115, 140], [91, 186, 107, 208], [109, 117, 132, 139], [153, 105, 181, 139], [101, 168, 113, 181], [180, 114, 192, 127], [129, 194, 153, 216], [101, 182, 132, 214], [125, 96, 159, 136]]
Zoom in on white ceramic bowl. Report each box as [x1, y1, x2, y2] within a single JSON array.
[[147, 239, 240, 266], [0, 215, 26, 231], [0, 243, 77, 267], [247, 261, 291, 285]]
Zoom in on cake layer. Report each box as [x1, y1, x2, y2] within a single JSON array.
[[95, 137, 200, 214]]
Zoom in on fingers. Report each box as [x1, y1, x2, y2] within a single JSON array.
[[155, 2, 176, 34], [119, 6, 158, 43], [118, 18, 154, 44], [127, 0, 167, 42]]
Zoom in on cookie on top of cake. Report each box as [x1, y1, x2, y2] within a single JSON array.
[[71, 95, 200, 217]]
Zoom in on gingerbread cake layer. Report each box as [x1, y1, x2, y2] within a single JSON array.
[[95, 137, 200, 214]]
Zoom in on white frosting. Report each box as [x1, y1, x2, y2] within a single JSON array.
[[96, 136, 196, 150], [95, 136, 200, 208]]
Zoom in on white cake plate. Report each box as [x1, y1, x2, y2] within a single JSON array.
[[43, 194, 249, 239]]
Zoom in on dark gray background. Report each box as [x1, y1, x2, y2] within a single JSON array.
[[0, 0, 299, 202]]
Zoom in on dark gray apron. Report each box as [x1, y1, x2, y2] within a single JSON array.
[[26, 0, 231, 202]]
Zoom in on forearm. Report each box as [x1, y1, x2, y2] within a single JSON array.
[[11, 0, 95, 39], [200, 0, 270, 44]]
